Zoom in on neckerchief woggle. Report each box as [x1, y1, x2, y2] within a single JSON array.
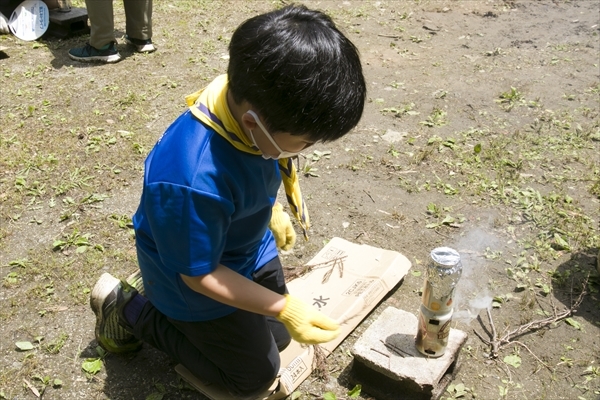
[[185, 74, 310, 240]]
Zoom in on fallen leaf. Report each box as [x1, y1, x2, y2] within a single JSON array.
[[503, 354, 522, 368], [16, 341, 34, 351]]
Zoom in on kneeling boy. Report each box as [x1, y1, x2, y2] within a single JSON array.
[[91, 4, 366, 398]]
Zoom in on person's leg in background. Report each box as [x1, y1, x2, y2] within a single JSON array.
[[69, 0, 120, 62], [86, 0, 116, 49], [123, 0, 155, 53]]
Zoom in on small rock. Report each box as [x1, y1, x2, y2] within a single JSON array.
[[382, 130, 408, 143]]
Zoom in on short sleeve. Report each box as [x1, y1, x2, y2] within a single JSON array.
[[142, 182, 234, 276]]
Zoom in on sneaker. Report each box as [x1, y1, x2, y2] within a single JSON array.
[[68, 42, 121, 63], [90, 273, 142, 353], [126, 269, 145, 296], [124, 35, 156, 53]]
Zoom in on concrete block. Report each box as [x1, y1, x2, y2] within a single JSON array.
[[46, 7, 89, 38], [351, 307, 468, 400]]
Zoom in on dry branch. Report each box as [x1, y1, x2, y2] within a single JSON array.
[[286, 256, 348, 283], [311, 345, 331, 381], [474, 275, 588, 369], [286, 255, 347, 282]]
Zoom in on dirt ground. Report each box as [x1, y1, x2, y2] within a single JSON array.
[[0, 1, 599, 399]]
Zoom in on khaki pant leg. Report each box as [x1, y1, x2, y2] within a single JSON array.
[[124, 0, 152, 40], [85, 0, 116, 48]]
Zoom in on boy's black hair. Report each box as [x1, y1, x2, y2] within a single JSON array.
[[228, 4, 366, 143]]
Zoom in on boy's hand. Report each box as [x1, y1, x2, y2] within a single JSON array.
[[276, 294, 340, 344], [269, 203, 296, 251]]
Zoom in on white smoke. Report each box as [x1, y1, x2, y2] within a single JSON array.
[[453, 295, 493, 324], [451, 228, 500, 324]]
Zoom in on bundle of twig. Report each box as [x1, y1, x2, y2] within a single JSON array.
[[285, 255, 347, 282], [311, 345, 330, 381]]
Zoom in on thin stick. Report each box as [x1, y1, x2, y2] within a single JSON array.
[[305, 256, 347, 270], [487, 308, 498, 352], [371, 348, 390, 358], [434, 229, 451, 239], [508, 341, 553, 372], [486, 308, 500, 358], [380, 339, 409, 357], [473, 328, 491, 346], [321, 256, 346, 284]]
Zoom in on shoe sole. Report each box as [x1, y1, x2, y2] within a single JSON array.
[[68, 53, 121, 63], [124, 38, 156, 53], [135, 43, 156, 53], [91, 273, 142, 353], [91, 273, 121, 351], [90, 273, 120, 335]]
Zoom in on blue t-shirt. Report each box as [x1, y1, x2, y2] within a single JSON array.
[[133, 110, 280, 321]]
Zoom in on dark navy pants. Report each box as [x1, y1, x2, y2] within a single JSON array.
[[128, 257, 291, 397]]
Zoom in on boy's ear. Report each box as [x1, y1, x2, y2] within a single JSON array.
[[241, 111, 258, 131]]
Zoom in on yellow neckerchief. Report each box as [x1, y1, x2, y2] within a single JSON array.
[[185, 74, 310, 239]]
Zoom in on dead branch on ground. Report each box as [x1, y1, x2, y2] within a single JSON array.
[[474, 275, 589, 371]]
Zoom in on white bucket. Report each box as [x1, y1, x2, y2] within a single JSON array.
[[9, 0, 49, 41]]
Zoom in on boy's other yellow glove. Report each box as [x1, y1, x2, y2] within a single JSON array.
[[276, 294, 340, 344], [269, 203, 296, 251]]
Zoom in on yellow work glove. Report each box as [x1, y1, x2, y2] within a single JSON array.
[[269, 203, 296, 251], [276, 294, 340, 344]]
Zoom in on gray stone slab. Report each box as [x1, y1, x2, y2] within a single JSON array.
[[351, 307, 468, 400], [48, 7, 88, 23], [46, 7, 89, 38]]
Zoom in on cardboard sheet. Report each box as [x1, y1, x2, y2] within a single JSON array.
[[176, 237, 412, 399]]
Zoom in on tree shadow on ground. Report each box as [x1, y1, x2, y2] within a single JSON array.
[[550, 247, 600, 326]]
